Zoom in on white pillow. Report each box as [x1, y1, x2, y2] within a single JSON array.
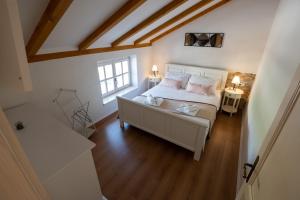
[[188, 75, 219, 95], [165, 72, 191, 88]]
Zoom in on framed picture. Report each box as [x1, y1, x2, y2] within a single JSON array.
[[184, 33, 224, 48]]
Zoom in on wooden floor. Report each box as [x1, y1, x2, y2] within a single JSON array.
[[90, 112, 242, 200]]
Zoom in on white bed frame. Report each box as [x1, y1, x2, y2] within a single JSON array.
[[117, 64, 228, 161], [165, 63, 228, 90]]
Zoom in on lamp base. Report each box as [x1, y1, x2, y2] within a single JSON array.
[[152, 71, 158, 78], [233, 84, 237, 91]]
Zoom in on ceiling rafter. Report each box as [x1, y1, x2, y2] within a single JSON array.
[[78, 0, 146, 50], [28, 43, 151, 63], [26, 0, 230, 63], [111, 0, 188, 47], [150, 0, 231, 44], [134, 0, 213, 44], [26, 0, 73, 56]]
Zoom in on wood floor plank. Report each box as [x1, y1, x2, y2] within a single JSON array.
[[90, 112, 242, 200], [135, 148, 175, 199]]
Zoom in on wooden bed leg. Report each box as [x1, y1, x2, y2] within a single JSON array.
[[206, 134, 210, 140], [120, 120, 125, 129], [193, 150, 201, 161]]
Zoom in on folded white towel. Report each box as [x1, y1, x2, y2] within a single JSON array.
[[176, 104, 200, 116], [145, 94, 163, 107]]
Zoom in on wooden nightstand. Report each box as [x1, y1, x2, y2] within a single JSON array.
[[148, 76, 161, 89], [221, 88, 244, 116]]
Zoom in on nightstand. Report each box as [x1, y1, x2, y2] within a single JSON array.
[[148, 76, 161, 89], [221, 88, 244, 116]]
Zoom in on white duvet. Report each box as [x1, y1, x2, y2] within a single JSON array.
[[142, 85, 222, 110]]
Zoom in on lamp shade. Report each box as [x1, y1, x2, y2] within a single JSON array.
[[232, 75, 240, 85], [152, 65, 158, 72]]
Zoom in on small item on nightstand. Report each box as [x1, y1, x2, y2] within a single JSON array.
[[15, 121, 24, 130]]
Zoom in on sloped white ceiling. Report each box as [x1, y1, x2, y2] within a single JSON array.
[[17, 0, 221, 54], [145, 0, 221, 43], [43, 0, 129, 51], [118, 0, 207, 45], [90, 0, 173, 48], [17, 0, 49, 43]]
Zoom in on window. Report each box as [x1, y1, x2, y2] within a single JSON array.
[[97, 57, 131, 97]]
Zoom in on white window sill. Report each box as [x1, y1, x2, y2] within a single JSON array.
[[102, 86, 137, 105]]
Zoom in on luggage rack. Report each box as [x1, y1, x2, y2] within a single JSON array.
[[53, 88, 96, 138]]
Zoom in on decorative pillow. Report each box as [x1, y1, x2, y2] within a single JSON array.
[[165, 72, 191, 88], [159, 78, 181, 89], [189, 75, 219, 95], [186, 82, 212, 96]]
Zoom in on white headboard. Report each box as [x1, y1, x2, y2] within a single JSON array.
[[165, 63, 228, 90]]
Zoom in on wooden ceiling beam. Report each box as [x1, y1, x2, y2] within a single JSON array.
[[134, 0, 213, 44], [27, 43, 151, 63], [111, 0, 188, 47], [78, 0, 146, 50], [150, 0, 231, 44], [26, 0, 73, 56]]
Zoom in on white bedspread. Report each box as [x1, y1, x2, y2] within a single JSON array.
[[143, 85, 222, 110]]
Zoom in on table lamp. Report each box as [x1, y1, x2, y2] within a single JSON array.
[[232, 75, 240, 90], [152, 65, 159, 77]]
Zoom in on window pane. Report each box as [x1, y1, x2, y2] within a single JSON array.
[[115, 62, 122, 75], [123, 73, 129, 85], [98, 66, 105, 81], [122, 61, 129, 73], [116, 76, 123, 88], [106, 79, 114, 92], [100, 81, 107, 94], [105, 64, 113, 78]]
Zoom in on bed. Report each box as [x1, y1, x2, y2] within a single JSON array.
[[117, 64, 228, 161]]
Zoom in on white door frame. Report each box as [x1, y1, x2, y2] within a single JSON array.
[[236, 64, 300, 199]]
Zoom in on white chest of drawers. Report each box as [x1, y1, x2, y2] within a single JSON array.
[[5, 104, 103, 200]]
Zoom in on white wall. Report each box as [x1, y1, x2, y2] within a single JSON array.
[[0, 47, 152, 125], [246, 0, 300, 162], [152, 0, 279, 74]]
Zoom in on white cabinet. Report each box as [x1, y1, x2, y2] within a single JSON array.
[[148, 76, 161, 89], [0, 0, 32, 91], [5, 104, 103, 200]]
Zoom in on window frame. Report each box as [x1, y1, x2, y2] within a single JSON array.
[[97, 57, 131, 98]]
